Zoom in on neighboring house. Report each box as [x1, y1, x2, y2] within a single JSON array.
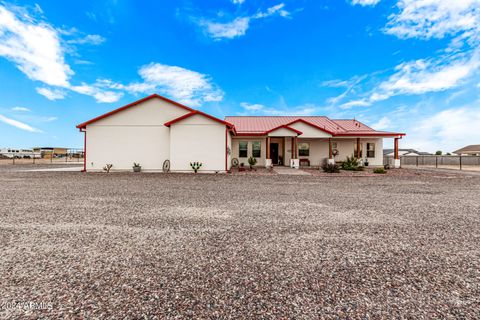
[[76, 94, 405, 172], [383, 149, 432, 156], [0, 148, 40, 158], [33, 147, 68, 158], [453, 145, 480, 156]]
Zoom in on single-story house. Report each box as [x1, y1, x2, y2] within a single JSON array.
[[76, 94, 405, 172], [453, 145, 480, 156], [383, 149, 432, 157]]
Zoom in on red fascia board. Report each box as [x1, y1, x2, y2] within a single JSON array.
[[164, 110, 235, 129], [285, 118, 337, 135], [334, 132, 406, 137], [235, 132, 267, 136], [76, 94, 194, 129], [265, 125, 303, 135]]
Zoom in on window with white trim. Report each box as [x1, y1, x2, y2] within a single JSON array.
[[239, 141, 248, 158], [252, 141, 261, 158], [366, 143, 375, 158], [298, 142, 310, 156]]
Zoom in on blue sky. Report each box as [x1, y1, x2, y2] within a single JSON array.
[[0, 0, 479, 152]]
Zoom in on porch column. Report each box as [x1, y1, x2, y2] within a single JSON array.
[[265, 137, 272, 168], [394, 137, 400, 168], [356, 138, 361, 158], [328, 138, 335, 164], [293, 136, 298, 159], [290, 136, 299, 169]]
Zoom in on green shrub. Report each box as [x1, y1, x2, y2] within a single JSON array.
[[373, 167, 387, 174], [321, 162, 340, 173], [341, 155, 363, 171]]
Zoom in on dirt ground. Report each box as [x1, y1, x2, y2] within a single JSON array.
[[0, 165, 479, 318]]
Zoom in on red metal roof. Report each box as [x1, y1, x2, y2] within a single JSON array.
[[225, 116, 404, 137]]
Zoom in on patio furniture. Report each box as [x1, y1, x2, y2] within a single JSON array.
[[299, 159, 310, 166]]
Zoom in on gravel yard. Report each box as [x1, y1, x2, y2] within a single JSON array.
[[1, 166, 479, 318]]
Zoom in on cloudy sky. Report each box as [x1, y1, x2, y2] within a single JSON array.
[[0, 0, 479, 152]]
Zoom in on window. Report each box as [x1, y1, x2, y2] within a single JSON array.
[[298, 142, 310, 156], [366, 143, 375, 158], [239, 141, 248, 158], [252, 141, 261, 158]]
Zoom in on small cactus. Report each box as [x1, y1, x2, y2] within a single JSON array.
[[190, 162, 202, 173], [103, 164, 113, 173]]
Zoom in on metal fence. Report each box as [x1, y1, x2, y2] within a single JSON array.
[[0, 156, 84, 165], [384, 155, 480, 171]]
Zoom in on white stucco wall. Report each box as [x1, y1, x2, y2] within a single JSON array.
[[267, 127, 298, 137], [231, 137, 267, 166], [289, 122, 332, 138], [85, 97, 190, 171], [169, 114, 227, 172], [295, 137, 384, 166]]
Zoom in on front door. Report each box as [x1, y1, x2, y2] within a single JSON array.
[[270, 143, 279, 165]]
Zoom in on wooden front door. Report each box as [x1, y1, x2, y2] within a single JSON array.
[[270, 143, 279, 165]]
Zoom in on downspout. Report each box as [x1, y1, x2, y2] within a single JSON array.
[[81, 128, 86, 172], [225, 127, 228, 173]]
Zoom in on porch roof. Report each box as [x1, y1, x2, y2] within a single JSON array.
[[225, 116, 405, 137]]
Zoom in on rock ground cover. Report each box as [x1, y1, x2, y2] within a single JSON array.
[[0, 166, 479, 318]]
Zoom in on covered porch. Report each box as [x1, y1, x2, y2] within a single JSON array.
[[231, 135, 403, 169]]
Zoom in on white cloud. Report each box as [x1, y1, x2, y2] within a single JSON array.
[[371, 116, 391, 130], [67, 34, 106, 45], [0, 5, 73, 87], [372, 52, 480, 102], [11, 107, 30, 112], [92, 91, 124, 103], [239, 102, 318, 115], [41, 116, 58, 122], [36, 87, 66, 100], [232, 0, 245, 5], [340, 99, 371, 109], [406, 107, 480, 152], [0, 5, 118, 103], [253, 3, 290, 19], [201, 17, 250, 40], [351, 0, 380, 7], [199, 3, 290, 40], [0, 114, 41, 132], [111, 63, 224, 106], [240, 102, 265, 111], [338, 0, 480, 109], [385, 0, 480, 43], [69, 83, 124, 103]]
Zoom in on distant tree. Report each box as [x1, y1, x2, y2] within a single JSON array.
[[446, 152, 451, 156], [435, 150, 442, 155]]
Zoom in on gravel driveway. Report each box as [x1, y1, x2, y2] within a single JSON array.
[[1, 167, 479, 318]]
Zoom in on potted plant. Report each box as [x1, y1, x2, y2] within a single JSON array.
[[248, 156, 257, 170], [364, 158, 369, 167], [190, 162, 202, 173], [133, 162, 141, 172], [239, 163, 246, 172]]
